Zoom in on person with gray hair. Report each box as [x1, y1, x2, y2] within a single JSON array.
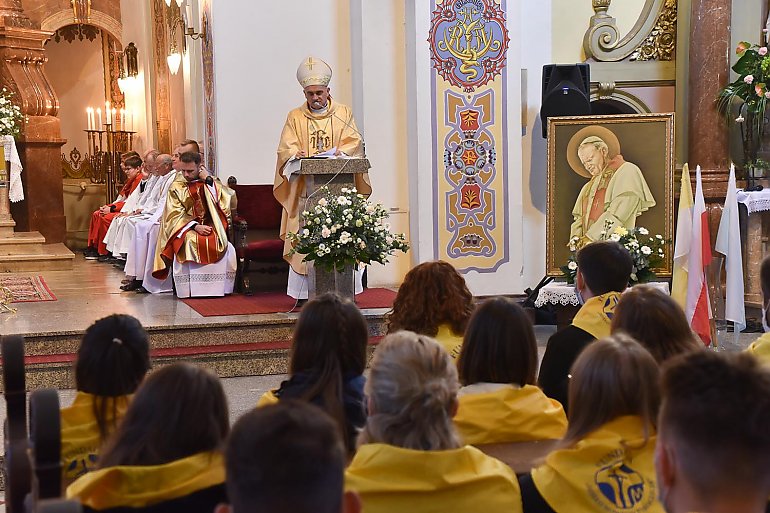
[[567, 128, 656, 248]]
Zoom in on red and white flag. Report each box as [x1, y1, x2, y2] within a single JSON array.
[[685, 165, 712, 346]]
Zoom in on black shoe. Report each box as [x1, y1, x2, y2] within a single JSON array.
[[135, 286, 149, 294], [113, 260, 126, 270], [120, 280, 141, 292], [97, 254, 111, 262]]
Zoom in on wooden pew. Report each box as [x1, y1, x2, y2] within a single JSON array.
[[2, 334, 32, 513]]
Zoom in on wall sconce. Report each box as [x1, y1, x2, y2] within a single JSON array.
[[117, 43, 140, 93], [166, 0, 205, 74]]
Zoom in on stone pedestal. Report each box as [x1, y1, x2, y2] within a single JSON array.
[[687, 0, 731, 200]]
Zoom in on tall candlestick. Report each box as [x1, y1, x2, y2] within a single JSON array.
[[97, 108, 102, 128]]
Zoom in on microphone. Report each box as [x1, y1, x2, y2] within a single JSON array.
[[331, 111, 367, 158]]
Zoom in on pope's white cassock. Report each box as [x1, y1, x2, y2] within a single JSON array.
[[121, 171, 179, 292]]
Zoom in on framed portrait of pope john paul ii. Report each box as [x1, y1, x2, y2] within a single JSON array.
[[545, 113, 674, 277]]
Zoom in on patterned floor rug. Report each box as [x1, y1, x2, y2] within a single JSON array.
[[0, 275, 57, 302]]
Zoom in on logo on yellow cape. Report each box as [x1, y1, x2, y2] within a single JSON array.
[[589, 454, 655, 512]]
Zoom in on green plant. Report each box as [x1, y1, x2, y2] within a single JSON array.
[[287, 186, 409, 272]]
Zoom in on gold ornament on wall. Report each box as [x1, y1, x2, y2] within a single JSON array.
[[71, 0, 91, 24], [630, 0, 677, 62]]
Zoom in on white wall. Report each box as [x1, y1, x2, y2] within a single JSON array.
[[211, 0, 353, 183], [45, 36, 104, 156]]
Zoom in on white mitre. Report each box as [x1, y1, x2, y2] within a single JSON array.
[[296, 56, 332, 88]]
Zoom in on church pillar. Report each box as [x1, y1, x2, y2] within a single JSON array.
[[0, 0, 66, 242], [687, 0, 731, 200]]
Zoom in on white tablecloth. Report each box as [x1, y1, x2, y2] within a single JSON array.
[[534, 281, 671, 307], [736, 188, 770, 215], [1, 135, 23, 202]]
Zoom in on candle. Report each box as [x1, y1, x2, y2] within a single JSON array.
[[186, 3, 194, 30], [86, 108, 92, 130], [105, 101, 111, 124], [121, 109, 126, 129], [97, 108, 102, 128], [112, 108, 117, 130], [131, 109, 135, 132]]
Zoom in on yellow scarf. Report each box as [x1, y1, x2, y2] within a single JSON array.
[[571, 291, 621, 339], [747, 332, 770, 367], [531, 416, 664, 513], [434, 324, 464, 360], [346, 443, 523, 513], [257, 389, 279, 407], [60, 392, 131, 481], [454, 384, 568, 445], [66, 451, 225, 509]]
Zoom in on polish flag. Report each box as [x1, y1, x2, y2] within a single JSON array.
[[685, 165, 712, 346]]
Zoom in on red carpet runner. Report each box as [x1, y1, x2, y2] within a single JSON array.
[[181, 288, 397, 317]]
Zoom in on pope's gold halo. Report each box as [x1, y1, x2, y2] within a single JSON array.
[[566, 125, 622, 178]]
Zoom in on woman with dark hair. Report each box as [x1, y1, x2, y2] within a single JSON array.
[[519, 334, 664, 513], [386, 260, 474, 359], [454, 298, 567, 445], [61, 314, 150, 482], [258, 293, 368, 454], [347, 331, 523, 513], [611, 284, 701, 363], [67, 363, 229, 512], [748, 255, 770, 365]]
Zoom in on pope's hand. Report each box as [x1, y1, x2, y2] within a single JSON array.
[[334, 148, 342, 156], [194, 224, 213, 236], [295, 150, 306, 159]]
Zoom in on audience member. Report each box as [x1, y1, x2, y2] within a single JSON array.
[[258, 293, 368, 454], [747, 255, 770, 365], [386, 260, 473, 359], [84, 155, 144, 260], [454, 297, 567, 444], [151, 151, 236, 298], [67, 363, 229, 512], [656, 350, 770, 513], [538, 241, 632, 410], [218, 401, 360, 513], [520, 334, 663, 513], [346, 331, 523, 513], [611, 284, 701, 363], [60, 314, 150, 483]]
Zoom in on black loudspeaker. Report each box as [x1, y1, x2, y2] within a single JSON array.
[[540, 64, 591, 138]]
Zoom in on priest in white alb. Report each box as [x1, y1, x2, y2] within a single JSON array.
[[273, 56, 371, 299]]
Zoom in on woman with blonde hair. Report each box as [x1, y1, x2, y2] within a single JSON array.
[[346, 331, 522, 513], [454, 297, 567, 444], [610, 284, 701, 363], [386, 260, 474, 359], [519, 334, 664, 513]]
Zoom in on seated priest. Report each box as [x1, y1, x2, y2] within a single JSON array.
[[84, 154, 144, 260], [151, 151, 236, 298]]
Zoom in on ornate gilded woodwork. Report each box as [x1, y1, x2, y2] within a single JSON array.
[[152, 0, 172, 153], [61, 146, 96, 180], [52, 24, 99, 43], [584, 0, 677, 63]]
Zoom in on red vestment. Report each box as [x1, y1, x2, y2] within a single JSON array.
[[87, 173, 143, 254]]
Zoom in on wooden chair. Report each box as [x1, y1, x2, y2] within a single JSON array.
[[2, 334, 32, 513], [29, 388, 63, 503], [475, 439, 560, 474]]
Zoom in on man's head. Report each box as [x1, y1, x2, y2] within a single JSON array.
[[577, 136, 610, 176], [575, 241, 632, 296], [296, 56, 333, 110], [217, 401, 360, 513], [123, 156, 143, 181], [155, 154, 173, 176], [656, 351, 770, 512], [304, 84, 331, 111], [178, 151, 202, 182]]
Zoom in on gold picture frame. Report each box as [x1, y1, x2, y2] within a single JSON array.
[[546, 113, 674, 278]]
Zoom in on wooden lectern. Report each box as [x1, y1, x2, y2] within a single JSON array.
[[297, 157, 370, 299]]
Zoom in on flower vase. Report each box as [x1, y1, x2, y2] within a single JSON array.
[[307, 262, 355, 301]]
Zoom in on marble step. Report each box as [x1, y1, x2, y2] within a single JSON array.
[[0, 243, 75, 271], [0, 231, 46, 245]]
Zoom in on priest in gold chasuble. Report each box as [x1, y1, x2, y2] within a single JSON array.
[[273, 56, 371, 298], [152, 151, 236, 298]]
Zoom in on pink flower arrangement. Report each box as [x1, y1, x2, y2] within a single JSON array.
[[745, 75, 755, 84]]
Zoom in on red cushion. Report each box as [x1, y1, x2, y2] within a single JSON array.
[[243, 239, 285, 261], [232, 184, 283, 230]]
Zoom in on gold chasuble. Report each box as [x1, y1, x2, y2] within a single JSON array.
[[531, 416, 664, 513], [273, 99, 372, 274], [152, 175, 232, 280]]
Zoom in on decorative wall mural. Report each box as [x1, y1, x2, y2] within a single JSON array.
[[429, 0, 509, 273], [428, 0, 509, 92], [201, 0, 217, 174]]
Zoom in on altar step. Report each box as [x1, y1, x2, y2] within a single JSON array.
[[3, 311, 387, 392], [0, 230, 74, 271]]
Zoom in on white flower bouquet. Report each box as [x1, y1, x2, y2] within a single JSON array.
[[287, 186, 409, 272], [0, 88, 24, 137], [561, 222, 667, 284]]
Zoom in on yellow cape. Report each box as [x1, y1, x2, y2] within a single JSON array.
[[66, 451, 225, 509], [531, 416, 664, 513], [434, 324, 464, 360], [346, 443, 523, 513], [273, 100, 372, 274], [257, 389, 279, 407], [454, 384, 567, 445], [571, 291, 621, 340], [746, 332, 770, 367], [60, 392, 131, 481]]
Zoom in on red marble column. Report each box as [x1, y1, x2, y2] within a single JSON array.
[[0, 0, 66, 242], [687, 0, 731, 200]]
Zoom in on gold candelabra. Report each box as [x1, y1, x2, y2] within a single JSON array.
[[85, 124, 135, 200]]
